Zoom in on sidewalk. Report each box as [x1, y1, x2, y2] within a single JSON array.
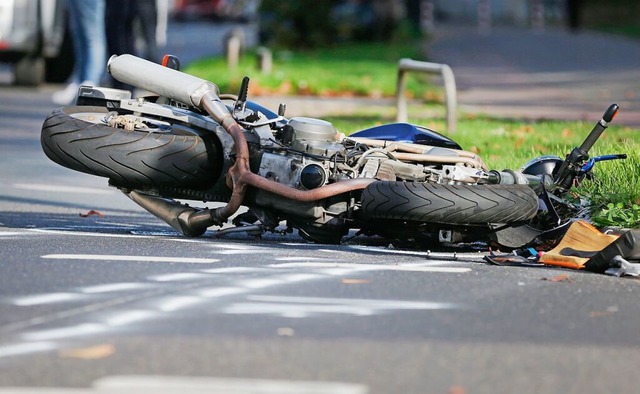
[[427, 25, 640, 126]]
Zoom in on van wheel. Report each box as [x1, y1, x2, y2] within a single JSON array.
[[15, 56, 45, 86]]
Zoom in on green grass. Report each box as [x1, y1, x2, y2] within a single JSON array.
[[326, 111, 640, 228], [184, 41, 437, 99]]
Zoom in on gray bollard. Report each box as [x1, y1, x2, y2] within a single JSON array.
[[256, 47, 272, 74], [226, 35, 242, 70]]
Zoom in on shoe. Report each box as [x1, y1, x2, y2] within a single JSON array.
[[52, 82, 80, 105]]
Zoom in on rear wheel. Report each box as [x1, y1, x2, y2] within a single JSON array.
[[360, 182, 539, 224], [40, 106, 222, 188]]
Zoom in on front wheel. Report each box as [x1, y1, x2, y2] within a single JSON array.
[[41, 106, 222, 189], [360, 182, 539, 224]]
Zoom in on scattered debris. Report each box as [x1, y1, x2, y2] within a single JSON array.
[[542, 274, 572, 283], [341, 278, 371, 284], [58, 343, 115, 359], [276, 327, 295, 337], [79, 210, 105, 218]]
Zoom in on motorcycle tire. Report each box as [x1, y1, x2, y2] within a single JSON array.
[[41, 106, 221, 188], [360, 182, 538, 224]]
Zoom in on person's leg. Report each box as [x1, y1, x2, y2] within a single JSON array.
[[136, 0, 159, 62], [71, 0, 106, 84], [105, 0, 135, 89]]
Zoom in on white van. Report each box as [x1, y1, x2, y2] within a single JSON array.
[[0, 0, 72, 85]]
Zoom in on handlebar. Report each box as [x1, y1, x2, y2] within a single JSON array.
[[553, 104, 619, 190], [578, 103, 619, 153]]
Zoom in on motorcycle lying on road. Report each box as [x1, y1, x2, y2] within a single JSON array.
[[41, 54, 626, 249]]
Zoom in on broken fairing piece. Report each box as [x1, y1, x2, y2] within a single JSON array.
[[604, 256, 640, 277]]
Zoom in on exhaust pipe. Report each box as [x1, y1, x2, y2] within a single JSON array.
[[126, 191, 219, 237]]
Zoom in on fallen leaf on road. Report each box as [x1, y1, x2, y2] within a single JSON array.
[[79, 210, 105, 218], [590, 306, 619, 318], [542, 274, 572, 282], [277, 327, 295, 337], [448, 386, 466, 394], [58, 344, 115, 359], [341, 278, 370, 284]]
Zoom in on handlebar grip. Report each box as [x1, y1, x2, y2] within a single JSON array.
[[107, 54, 220, 107], [602, 103, 619, 123], [578, 103, 619, 153]]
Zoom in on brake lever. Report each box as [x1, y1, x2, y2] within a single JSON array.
[[580, 153, 628, 173]]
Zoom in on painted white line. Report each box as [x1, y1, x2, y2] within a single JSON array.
[[0, 376, 367, 394], [104, 310, 157, 327], [41, 254, 219, 264], [31, 228, 161, 239], [0, 342, 58, 358], [200, 267, 271, 274], [274, 256, 337, 261], [251, 295, 457, 309], [239, 278, 291, 289], [157, 296, 204, 312], [11, 292, 84, 306], [0, 231, 30, 237], [11, 183, 115, 195], [216, 249, 272, 255], [80, 282, 152, 294], [196, 287, 246, 298], [22, 323, 105, 341], [31, 228, 202, 241], [94, 375, 369, 394], [224, 295, 457, 318], [148, 273, 213, 282], [269, 262, 471, 273], [347, 245, 485, 260]]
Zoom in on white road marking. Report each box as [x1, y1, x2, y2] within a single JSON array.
[[104, 310, 157, 327], [274, 256, 338, 261], [11, 183, 115, 195], [0, 342, 58, 358], [80, 282, 152, 294], [269, 262, 472, 273], [22, 323, 105, 341], [196, 287, 246, 298], [11, 292, 84, 306], [148, 272, 213, 282], [30, 228, 162, 239], [0, 375, 365, 393], [224, 295, 457, 318], [157, 296, 204, 312], [41, 254, 219, 264], [93, 375, 369, 394], [347, 245, 486, 260], [0, 231, 29, 237], [199, 267, 271, 274]]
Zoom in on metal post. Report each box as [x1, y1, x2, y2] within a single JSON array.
[[396, 58, 457, 133], [226, 35, 241, 69], [256, 47, 272, 74]]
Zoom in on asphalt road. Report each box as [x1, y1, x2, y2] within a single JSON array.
[[1, 24, 640, 394]]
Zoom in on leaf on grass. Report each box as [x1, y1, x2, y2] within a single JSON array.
[[59, 344, 115, 359], [542, 274, 572, 282], [79, 210, 105, 218]]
